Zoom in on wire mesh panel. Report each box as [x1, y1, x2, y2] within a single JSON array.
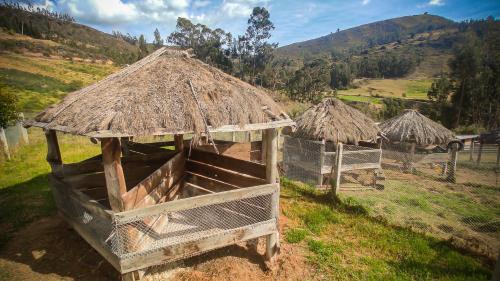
[[341, 145, 381, 171], [112, 184, 279, 267], [282, 136, 324, 185], [337, 144, 500, 259]]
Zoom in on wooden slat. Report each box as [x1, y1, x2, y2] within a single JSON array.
[[114, 183, 278, 222], [122, 152, 185, 210], [183, 182, 214, 196], [49, 175, 113, 221], [119, 220, 277, 273], [186, 159, 266, 187], [185, 171, 240, 192], [189, 149, 266, 179]]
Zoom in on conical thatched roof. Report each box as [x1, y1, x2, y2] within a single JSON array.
[[291, 98, 380, 144], [379, 109, 455, 145], [27, 48, 292, 137]]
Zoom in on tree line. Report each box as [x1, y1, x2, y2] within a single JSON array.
[[426, 17, 499, 130]]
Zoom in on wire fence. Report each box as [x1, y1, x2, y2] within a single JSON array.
[[281, 136, 500, 259], [0, 116, 29, 161]]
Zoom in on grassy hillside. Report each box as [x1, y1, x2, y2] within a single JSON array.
[[0, 5, 140, 64], [277, 14, 454, 60], [0, 37, 119, 114]]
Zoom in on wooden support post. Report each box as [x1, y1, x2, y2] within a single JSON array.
[[332, 143, 343, 196], [174, 134, 184, 152], [231, 131, 236, 142], [120, 137, 130, 156], [263, 128, 279, 264], [469, 140, 475, 161], [264, 128, 278, 184], [477, 141, 483, 164], [45, 129, 62, 172], [447, 142, 459, 183], [318, 140, 325, 186], [0, 127, 10, 160], [407, 142, 416, 173], [101, 138, 127, 212], [17, 113, 28, 144], [261, 130, 267, 163]]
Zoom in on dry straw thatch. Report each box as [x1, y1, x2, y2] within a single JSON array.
[[291, 98, 380, 144], [379, 109, 455, 145], [29, 48, 291, 137]]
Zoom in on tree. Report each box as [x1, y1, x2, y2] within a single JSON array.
[[168, 17, 233, 72], [330, 62, 352, 89], [0, 89, 18, 129], [138, 34, 148, 59], [153, 28, 164, 48], [243, 7, 277, 84], [287, 58, 331, 102]]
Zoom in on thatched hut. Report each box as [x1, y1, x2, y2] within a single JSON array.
[[26, 47, 293, 280], [291, 98, 380, 144], [379, 109, 455, 146], [283, 98, 383, 189], [379, 109, 458, 177]]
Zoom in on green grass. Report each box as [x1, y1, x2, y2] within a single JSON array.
[[285, 228, 308, 243], [0, 129, 100, 249], [404, 79, 432, 100], [337, 94, 383, 104], [280, 178, 492, 280], [0, 53, 117, 114]]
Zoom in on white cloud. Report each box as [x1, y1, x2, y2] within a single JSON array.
[[362, 0, 370, 5], [428, 0, 444, 5], [193, 0, 210, 8], [57, 0, 139, 24]]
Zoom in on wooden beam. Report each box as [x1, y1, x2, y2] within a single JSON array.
[[189, 149, 266, 179], [45, 129, 62, 172], [122, 151, 184, 210], [264, 128, 278, 184], [114, 183, 278, 221], [186, 159, 266, 187], [101, 138, 127, 212], [174, 134, 184, 152]]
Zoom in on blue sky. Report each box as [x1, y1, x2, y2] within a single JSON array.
[[27, 0, 500, 46]]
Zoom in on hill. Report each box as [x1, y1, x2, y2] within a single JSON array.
[[277, 14, 455, 63], [0, 4, 140, 64]]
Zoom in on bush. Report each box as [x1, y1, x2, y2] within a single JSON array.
[[0, 88, 19, 128]]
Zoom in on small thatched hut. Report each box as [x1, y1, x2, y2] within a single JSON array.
[[379, 109, 455, 146], [283, 98, 383, 189], [379, 109, 458, 177], [26, 47, 293, 280], [291, 98, 380, 144]]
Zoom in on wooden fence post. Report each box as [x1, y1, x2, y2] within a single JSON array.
[[476, 141, 483, 164], [332, 142, 343, 196], [0, 127, 10, 160], [263, 128, 279, 264], [17, 113, 28, 144], [447, 143, 459, 183], [318, 140, 325, 186], [469, 140, 475, 161], [45, 130, 62, 172], [101, 138, 127, 212]]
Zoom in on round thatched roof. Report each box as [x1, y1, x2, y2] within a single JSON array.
[[27, 48, 292, 137], [379, 109, 455, 145], [291, 98, 380, 144]]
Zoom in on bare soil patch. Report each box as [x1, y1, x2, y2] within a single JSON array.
[[0, 216, 314, 281]]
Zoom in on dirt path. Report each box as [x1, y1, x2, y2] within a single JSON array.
[[0, 216, 314, 281]]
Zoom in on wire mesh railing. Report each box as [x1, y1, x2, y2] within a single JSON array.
[[280, 136, 500, 259]]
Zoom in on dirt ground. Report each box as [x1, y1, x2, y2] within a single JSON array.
[[0, 216, 315, 281]]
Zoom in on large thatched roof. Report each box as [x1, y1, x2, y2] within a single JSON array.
[[379, 109, 455, 145], [27, 48, 292, 137], [290, 98, 380, 144]]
